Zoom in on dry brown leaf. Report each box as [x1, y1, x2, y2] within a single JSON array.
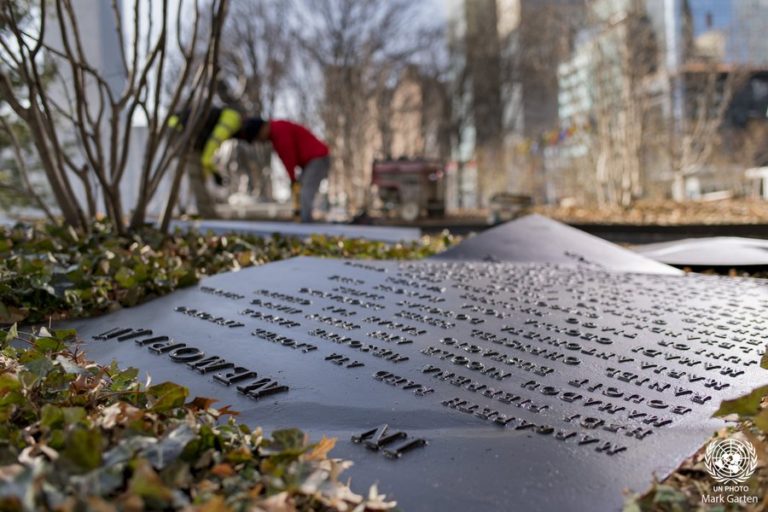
[[305, 436, 336, 461], [210, 463, 235, 478], [246, 483, 265, 500], [99, 402, 143, 429], [195, 479, 220, 494], [188, 396, 218, 412], [742, 429, 768, 467], [116, 493, 144, 512], [86, 496, 119, 512], [216, 405, 240, 417]]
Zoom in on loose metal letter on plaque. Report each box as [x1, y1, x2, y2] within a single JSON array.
[[64, 256, 768, 511]]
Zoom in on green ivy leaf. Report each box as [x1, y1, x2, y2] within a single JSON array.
[[114, 267, 136, 288], [110, 367, 139, 391], [133, 263, 149, 282], [40, 404, 64, 429], [651, 485, 687, 506], [3, 323, 17, 346], [268, 428, 308, 454], [62, 406, 87, 425], [62, 426, 103, 471], [52, 328, 77, 342], [176, 270, 198, 287], [0, 373, 21, 395], [55, 354, 85, 375], [23, 357, 54, 379], [33, 337, 65, 354], [127, 459, 173, 506], [48, 429, 66, 450], [713, 385, 768, 418], [29, 274, 55, 296], [147, 381, 188, 412], [0, 375, 23, 422], [143, 424, 196, 469]]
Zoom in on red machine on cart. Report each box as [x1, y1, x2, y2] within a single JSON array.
[[371, 158, 446, 221]]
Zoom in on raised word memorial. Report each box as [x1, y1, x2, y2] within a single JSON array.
[[64, 256, 768, 511]]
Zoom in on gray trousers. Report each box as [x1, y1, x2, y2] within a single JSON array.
[[188, 156, 216, 218], [300, 156, 330, 222]]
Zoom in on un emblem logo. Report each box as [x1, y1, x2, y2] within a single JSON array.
[[704, 438, 757, 484]]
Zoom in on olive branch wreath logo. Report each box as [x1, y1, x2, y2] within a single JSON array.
[[704, 438, 757, 484]]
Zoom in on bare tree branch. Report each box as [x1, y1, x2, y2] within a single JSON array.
[[0, 116, 56, 221], [1, 0, 230, 232]]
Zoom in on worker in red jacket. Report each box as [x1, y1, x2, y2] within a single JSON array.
[[246, 117, 330, 222], [171, 109, 330, 222]]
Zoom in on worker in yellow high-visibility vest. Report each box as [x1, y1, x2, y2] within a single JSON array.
[[170, 106, 329, 221], [168, 107, 248, 218]]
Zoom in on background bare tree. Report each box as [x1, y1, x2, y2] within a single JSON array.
[[0, 112, 54, 219], [0, 0, 228, 233], [217, 0, 292, 116], [555, 0, 750, 207], [213, 0, 296, 202], [0, 4, 53, 218], [665, 64, 745, 201], [588, 0, 657, 207], [292, 0, 433, 212]]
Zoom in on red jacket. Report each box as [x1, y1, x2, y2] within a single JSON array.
[[269, 120, 329, 182]]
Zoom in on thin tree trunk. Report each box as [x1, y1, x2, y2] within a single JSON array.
[[160, 154, 190, 232]]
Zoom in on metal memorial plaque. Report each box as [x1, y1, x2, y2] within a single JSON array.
[[635, 237, 768, 269], [433, 214, 681, 275], [63, 257, 768, 511]]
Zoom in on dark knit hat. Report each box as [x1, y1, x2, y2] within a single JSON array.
[[238, 117, 266, 142]]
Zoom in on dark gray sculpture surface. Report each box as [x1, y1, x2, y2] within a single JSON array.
[[635, 237, 768, 268], [169, 219, 421, 243], [63, 257, 768, 511], [433, 214, 682, 275]]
